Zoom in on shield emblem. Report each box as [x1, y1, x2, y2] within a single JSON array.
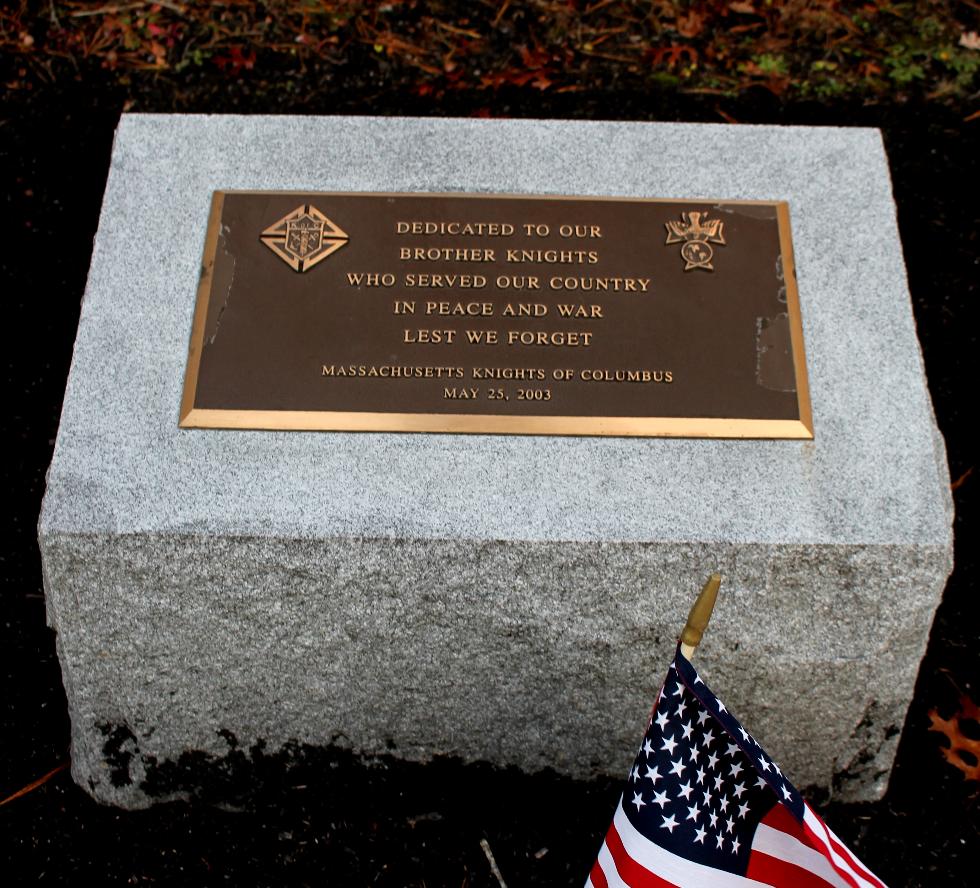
[[285, 215, 324, 259], [260, 204, 349, 272]]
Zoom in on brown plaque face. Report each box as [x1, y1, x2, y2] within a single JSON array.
[[180, 192, 812, 438]]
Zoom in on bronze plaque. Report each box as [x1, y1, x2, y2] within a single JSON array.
[[180, 192, 812, 438]]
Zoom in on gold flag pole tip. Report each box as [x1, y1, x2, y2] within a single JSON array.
[[679, 573, 721, 661]]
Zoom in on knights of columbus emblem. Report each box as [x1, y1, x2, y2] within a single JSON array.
[[260, 204, 349, 272], [664, 211, 726, 272]]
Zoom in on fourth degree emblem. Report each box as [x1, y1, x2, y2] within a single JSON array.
[[665, 211, 727, 272]]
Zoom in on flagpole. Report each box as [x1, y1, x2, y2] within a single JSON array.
[[679, 573, 721, 661]]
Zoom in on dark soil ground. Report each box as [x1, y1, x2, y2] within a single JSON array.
[[1, 72, 978, 886]]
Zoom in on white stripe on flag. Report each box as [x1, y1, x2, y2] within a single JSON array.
[[803, 806, 885, 888], [613, 803, 771, 888], [596, 839, 635, 888], [751, 823, 852, 888]]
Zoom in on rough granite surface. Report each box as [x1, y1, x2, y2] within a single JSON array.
[[39, 115, 953, 808]]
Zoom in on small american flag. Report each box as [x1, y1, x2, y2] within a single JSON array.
[[587, 645, 888, 888]]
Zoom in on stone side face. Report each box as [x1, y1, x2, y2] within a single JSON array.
[[39, 115, 953, 807], [42, 532, 949, 808]]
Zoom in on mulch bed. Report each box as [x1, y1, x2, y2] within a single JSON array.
[[1, 38, 978, 887]]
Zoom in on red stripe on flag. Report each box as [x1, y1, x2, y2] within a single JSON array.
[[760, 802, 806, 837], [605, 821, 680, 888], [590, 855, 610, 888], [747, 850, 843, 888]]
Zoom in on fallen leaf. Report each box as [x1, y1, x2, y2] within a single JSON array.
[[960, 31, 980, 51], [213, 45, 256, 75], [648, 44, 698, 69], [676, 12, 704, 38], [929, 694, 980, 781]]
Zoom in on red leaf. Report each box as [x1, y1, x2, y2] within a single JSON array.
[[929, 695, 980, 782], [676, 12, 704, 39]]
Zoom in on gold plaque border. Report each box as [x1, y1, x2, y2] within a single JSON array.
[[180, 191, 814, 440]]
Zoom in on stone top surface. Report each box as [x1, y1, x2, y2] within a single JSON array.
[[41, 114, 951, 546]]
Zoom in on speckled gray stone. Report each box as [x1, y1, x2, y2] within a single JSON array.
[[39, 115, 952, 808]]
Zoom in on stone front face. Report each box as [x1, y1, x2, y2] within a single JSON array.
[[39, 115, 953, 808]]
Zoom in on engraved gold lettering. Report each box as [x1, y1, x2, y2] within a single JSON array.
[[347, 272, 396, 287], [404, 329, 457, 344], [495, 275, 540, 290], [523, 223, 550, 237], [501, 303, 547, 317], [506, 331, 593, 347], [548, 277, 650, 292], [504, 249, 598, 265], [400, 247, 497, 262], [556, 304, 603, 319], [404, 274, 488, 289], [322, 364, 465, 378], [320, 364, 464, 379], [557, 224, 602, 238], [578, 369, 673, 383], [465, 330, 499, 344], [424, 302, 494, 316], [444, 387, 480, 399], [472, 367, 547, 380], [397, 222, 515, 236]]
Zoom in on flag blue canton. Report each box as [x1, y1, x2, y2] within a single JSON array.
[[623, 646, 805, 876]]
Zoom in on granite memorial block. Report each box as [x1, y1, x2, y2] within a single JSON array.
[[39, 115, 953, 808]]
